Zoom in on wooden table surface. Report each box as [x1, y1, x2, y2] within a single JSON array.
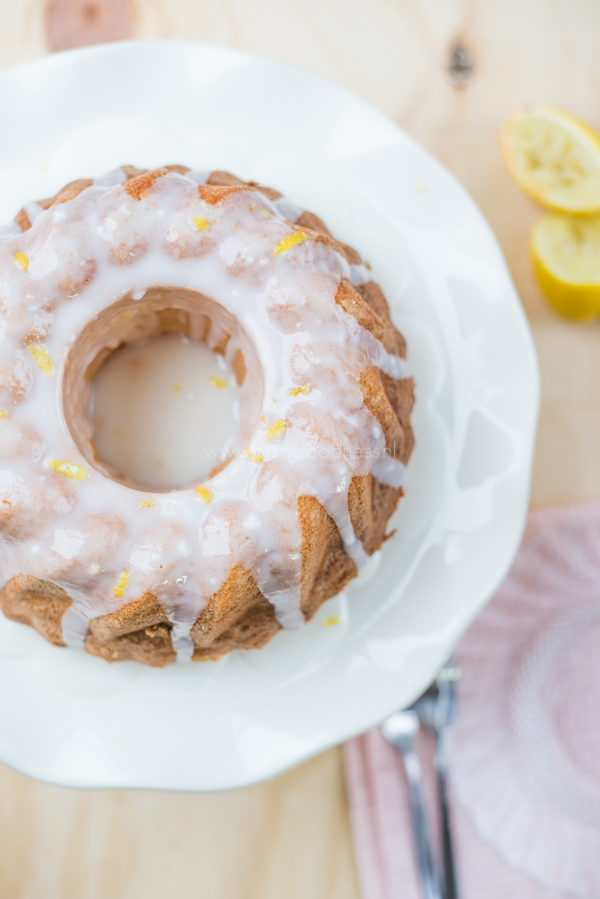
[[1, 1, 599, 896]]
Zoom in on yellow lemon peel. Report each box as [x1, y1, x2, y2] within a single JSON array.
[[248, 205, 254, 211], [500, 105, 600, 213], [261, 208, 271, 218], [265, 419, 286, 442], [113, 570, 130, 598], [243, 447, 264, 463], [195, 486, 212, 502], [0, 410, 7, 419], [45, 458, 88, 481], [531, 213, 600, 318], [172, 384, 182, 392], [287, 384, 312, 396], [273, 231, 308, 255], [193, 216, 208, 231], [28, 345, 53, 375], [209, 376, 228, 389], [140, 501, 156, 509], [14, 252, 29, 270], [324, 616, 340, 627]]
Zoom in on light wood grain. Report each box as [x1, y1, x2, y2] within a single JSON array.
[[0, 748, 358, 899], [0, 1, 599, 897]]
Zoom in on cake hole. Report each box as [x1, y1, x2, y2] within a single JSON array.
[[92, 334, 239, 490], [63, 287, 263, 492]]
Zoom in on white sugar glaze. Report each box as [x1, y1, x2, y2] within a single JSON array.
[[0, 169, 409, 660]]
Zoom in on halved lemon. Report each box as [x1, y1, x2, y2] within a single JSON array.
[[531, 214, 600, 318], [501, 105, 600, 213]]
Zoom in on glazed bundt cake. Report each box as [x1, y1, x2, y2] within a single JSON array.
[[0, 166, 414, 666]]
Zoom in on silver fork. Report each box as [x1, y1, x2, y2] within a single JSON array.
[[380, 709, 442, 899], [414, 663, 461, 899]]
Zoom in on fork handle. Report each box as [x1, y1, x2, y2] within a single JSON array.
[[436, 730, 459, 899], [400, 746, 442, 899]]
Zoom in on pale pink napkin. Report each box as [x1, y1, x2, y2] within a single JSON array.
[[343, 503, 600, 899]]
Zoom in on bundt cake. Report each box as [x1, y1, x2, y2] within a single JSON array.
[[0, 166, 414, 667]]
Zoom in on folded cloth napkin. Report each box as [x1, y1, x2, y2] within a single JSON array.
[[344, 503, 600, 899]]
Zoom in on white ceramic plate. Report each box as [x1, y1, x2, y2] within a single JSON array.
[[0, 41, 539, 791]]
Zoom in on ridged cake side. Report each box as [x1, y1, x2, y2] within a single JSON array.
[[0, 167, 414, 666]]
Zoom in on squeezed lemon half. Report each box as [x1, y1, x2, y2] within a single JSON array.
[[531, 214, 600, 319], [501, 105, 600, 213]]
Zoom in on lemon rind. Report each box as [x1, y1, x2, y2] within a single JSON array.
[[501, 105, 600, 214], [530, 217, 600, 319]]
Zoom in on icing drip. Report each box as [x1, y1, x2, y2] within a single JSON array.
[[93, 167, 128, 187], [0, 170, 410, 660], [185, 171, 210, 185], [273, 197, 302, 223], [0, 222, 20, 238], [349, 263, 372, 286], [23, 202, 45, 224], [372, 456, 406, 489]]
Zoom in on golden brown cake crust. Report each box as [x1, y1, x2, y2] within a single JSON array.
[[3, 167, 415, 665], [0, 575, 72, 646], [84, 593, 177, 667]]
